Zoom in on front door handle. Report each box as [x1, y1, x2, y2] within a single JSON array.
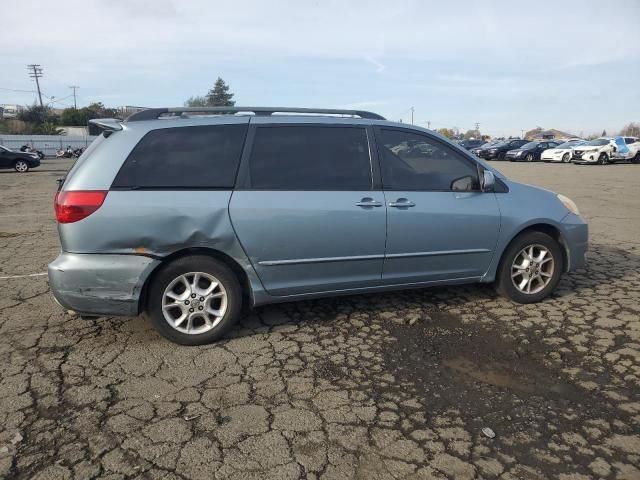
[[356, 198, 383, 208], [388, 198, 416, 208]]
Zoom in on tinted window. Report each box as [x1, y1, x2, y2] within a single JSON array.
[[378, 129, 479, 191], [247, 126, 371, 190], [113, 124, 247, 188]]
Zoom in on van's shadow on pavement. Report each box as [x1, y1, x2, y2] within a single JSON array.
[[232, 242, 639, 338]]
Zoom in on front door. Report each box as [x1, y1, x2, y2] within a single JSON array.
[[375, 127, 500, 284], [230, 124, 386, 296]]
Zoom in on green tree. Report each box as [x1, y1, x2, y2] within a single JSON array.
[[184, 95, 208, 107], [463, 129, 481, 140], [18, 105, 58, 124], [60, 103, 120, 126], [34, 121, 63, 135], [437, 127, 454, 139], [206, 77, 235, 107]]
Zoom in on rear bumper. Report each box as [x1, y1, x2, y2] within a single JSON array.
[[48, 252, 160, 316]]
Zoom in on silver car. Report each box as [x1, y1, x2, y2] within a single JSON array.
[[49, 107, 588, 345]]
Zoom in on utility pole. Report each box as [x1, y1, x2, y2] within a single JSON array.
[[475, 122, 480, 132], [69, 85, 80, 109], [410, 107, 414, 125], [521, 129, 525, 139], [426, 120, 431, 129], [27, 64, 44, 107]]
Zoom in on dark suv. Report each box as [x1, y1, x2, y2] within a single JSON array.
[[476, 139, 528, 161]]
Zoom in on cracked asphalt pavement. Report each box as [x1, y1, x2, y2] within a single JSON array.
[[1, 159, 639, 479]]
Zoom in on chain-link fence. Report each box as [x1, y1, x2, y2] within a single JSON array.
[[0, 135, 98, 157]]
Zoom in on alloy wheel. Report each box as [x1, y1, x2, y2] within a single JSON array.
[[162, 272, 227, 334], [14, 160, 28, 172], [562, 153, 570, 163], [511, 244, 555, 294]]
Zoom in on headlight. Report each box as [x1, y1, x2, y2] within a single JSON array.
[[516, 151, 523, 156], [558, 194, 580, 216]]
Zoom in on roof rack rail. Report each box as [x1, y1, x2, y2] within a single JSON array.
[[125, 106, 386, 122]]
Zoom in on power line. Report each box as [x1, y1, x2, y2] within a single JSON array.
[[68, 85, 79, 109], [27, 65, 44, 107]]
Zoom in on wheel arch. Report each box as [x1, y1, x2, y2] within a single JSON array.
[[497, 223, 569, 276], [138, 247, 253, 315]]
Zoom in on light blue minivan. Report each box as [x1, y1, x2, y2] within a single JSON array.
[[49, 107, 587, 345]]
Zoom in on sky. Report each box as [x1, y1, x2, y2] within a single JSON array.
[[2, 0, 639, 137]]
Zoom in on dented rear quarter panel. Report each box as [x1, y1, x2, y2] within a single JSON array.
[[58, 190, 266, 305]]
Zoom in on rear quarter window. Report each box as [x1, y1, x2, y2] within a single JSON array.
[[112, 124, 247, 189]]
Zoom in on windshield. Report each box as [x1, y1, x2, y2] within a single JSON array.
[[0, 146, 11, 152], [522, 142, 539, 149], [586, 139, 609, 146]]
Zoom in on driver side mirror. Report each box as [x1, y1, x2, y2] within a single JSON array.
[[481, 170, 495, 192]]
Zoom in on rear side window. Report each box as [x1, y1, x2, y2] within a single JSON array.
[[247, 126, 372, 190], [112, 124, 247, 188]]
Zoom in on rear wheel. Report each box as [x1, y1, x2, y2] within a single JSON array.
[[14, 160, 29, 172], [496, 231, 563, 304], [598, 153, 608, 165], [147, 256, 242, 345], [562, 153, 570, 163], [632, 153, 640, 164], [498, 152, 506, 161]]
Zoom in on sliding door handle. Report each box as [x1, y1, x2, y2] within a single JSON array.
[[356, 198, 383, 207]]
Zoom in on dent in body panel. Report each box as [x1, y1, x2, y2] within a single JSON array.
[[58, 190, 265, 304], [48, 252, 159, 316]]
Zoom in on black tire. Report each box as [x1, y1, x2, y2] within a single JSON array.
[[632, 153, 640, 164], [498, 152, 506, 162], [13, 160, 29, 173], [525, 153, 534, 162], [496, 231, 563, 304], [146, 255, 242, 345], [562, 153, 570, 163], [597, 153, 608, 165]]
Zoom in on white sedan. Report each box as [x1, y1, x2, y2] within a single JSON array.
[[541, 140, 587, 163]]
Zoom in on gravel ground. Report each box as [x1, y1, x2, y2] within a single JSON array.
[[0, 159, 639, 479]]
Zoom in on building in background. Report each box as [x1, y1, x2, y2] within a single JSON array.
[[0, 104, 24, 119]]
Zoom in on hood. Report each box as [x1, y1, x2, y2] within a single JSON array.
[[574, 145, 601, 151]]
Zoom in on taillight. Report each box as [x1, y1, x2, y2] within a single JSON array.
[[55, 191, 108, 224]]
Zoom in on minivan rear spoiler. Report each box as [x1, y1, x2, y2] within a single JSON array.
[[89, 118, 123, 132]]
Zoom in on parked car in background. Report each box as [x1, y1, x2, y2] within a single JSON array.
[[458, 139, 485, 150], [612, 137, 640, 163], [506, 140, 562, 162], [477, 139, 529, 161], [470, 140, 500, 156], [48, 106, 588, 345], [541, 140, 588, 163], [0, 145, 41, 172], [572, 138, 616, 165]]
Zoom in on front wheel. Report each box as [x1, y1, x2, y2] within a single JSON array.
[[598, 153, 608, 165], [498, 152, 506, 162], [525, 153, 534, 162], [147, 256, 242, 345], [632, 153, 640, 164], [562, 153, 570, 163], [496, 231, 563, 304], [14, 160, 29, 172]]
